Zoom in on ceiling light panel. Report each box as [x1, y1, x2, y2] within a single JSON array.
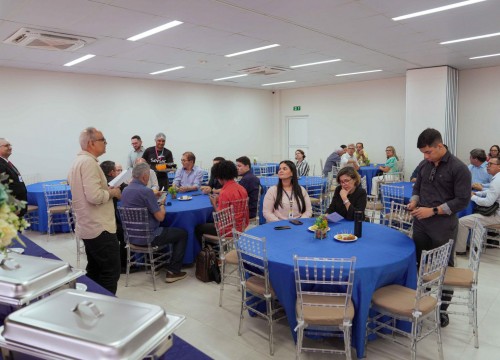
[[225, 44, 280, 57], [336, 70, 382, 77], [127, 20, 183, 41], [393, 0, 487, 21], [262, 80, 296, 86], [441, 32, 500, 44], [150, 66, 185, 75], [290, 59, 341, 68], [64, 54, 95, 67]]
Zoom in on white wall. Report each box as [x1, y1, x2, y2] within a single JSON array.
[[0, 67, 274, 180], [458, 66, 500, 160], [279, 77, 407, 174]]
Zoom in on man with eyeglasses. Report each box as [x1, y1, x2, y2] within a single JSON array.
[[456, 156, 500, 254], [340, 143, 360, 170], [68, 127, 122, 294], [0, 138, 27, 216], [173, 151, 203, 193], [407, 128, 470, 328], [127, 135, 144, 169], [142, 132, 174, 190]]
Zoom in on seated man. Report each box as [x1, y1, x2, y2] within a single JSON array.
[[340, 144, 360, 170], [135, 158, 160, 192], [323, 146, 346, 176], [195, 160, 249, 244], [121, 163, 188, 283], [468, 148, 492, 190], [355, 142, 370, 166], [173, 151, 204, 192], [200, 156, 225, 195], [236, 156, 260, 220], [455, 156, 500, 255]]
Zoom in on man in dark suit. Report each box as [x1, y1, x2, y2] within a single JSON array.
[[0, 138, 27, 216]]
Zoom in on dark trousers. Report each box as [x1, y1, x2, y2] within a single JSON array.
[[194, 223, 217, 246], [413, 216, 458, 311], [83, 231, 121, 295], [157, 176, 169, 191], [152, 227, 188, 273]]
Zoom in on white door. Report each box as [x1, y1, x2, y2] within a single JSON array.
[[287, 116, 308, 161]]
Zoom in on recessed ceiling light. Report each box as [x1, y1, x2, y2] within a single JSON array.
[[335, 70, 382, 77], [225, 44, 280, 58], [470, 53, 500, 59], [440, 32, 500, 44], [213, 74, 248, 81], [64, 54, 95, 67], [290, 59, 341, 68], [150, 66, 185, 75], [393, 0, 487, 21], [127, 20, 183, 41], [262, 80, 296, 86]]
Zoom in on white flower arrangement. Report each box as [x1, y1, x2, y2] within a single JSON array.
[[0, 174, 28, 252]]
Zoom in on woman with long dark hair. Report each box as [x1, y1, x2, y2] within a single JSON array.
[[488, 145, 499, 161], [263, 160, 312, 222]]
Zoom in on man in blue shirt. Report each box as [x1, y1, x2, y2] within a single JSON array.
[[236, 156, 261, 219], [468, 148, 492, 190], [173, 151, 204, 192], [121, 163, 188, 283]]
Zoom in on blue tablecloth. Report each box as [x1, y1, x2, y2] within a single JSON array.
[[0, 234, 211, 360], [26, 180, 72, 233], [258, 176, 328, 224], [161, 191, 213, 264], [358, 165, 380, 194], [391, 181, 474, 218], [245, 218, 417, 358], [251, 163, 279, 175]]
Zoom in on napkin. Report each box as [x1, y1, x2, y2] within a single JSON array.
[[326, 212, 344, 223]]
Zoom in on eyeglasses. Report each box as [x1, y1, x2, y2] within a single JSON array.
[[339, 178, 353, 185], [0, 144, 11, 148], [94, 138, 107, 144], [429, 166, 437, 182], [487, 162, 499, 167], [347, 147, 355, 150]]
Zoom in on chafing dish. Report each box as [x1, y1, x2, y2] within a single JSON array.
[[0, 289, 185, 359]]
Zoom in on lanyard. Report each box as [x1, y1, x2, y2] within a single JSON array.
[[283, 190, 294, 218], [155, 148, 164, 160]]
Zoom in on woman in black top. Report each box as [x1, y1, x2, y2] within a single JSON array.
[[326, 167, 367, 220]]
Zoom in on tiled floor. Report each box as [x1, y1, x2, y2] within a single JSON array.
[[27, 230, 500, 359]]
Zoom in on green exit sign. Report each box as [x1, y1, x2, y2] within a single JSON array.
[[293, 106, 301, 111]]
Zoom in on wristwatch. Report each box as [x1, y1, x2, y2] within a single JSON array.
[[433, 207, 439, 216]]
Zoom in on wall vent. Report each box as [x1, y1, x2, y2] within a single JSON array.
[[239, 65, 291, 75], [3, 28, 95, 51]]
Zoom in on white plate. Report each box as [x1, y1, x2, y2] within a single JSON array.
[[334, 234, 358, 242], [9, 248, 25, 254], [178, 196, 192, 201], [307, 226, 331, 232]]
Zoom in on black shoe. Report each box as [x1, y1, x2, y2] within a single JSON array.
[[440, 313, 449, 328], [455, 251, 466, 256]]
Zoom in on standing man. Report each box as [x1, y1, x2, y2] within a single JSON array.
[[407, 128, 471, 327], [127, 135, 144, 169], [340, 144, 360, 170], [456, 156, 500, 254], [468, 148, 492, 190], [0, 138, 27, 216], [68, 127, 122, 294], [142, 132, 174, 190], [121, 163, 188, 283], [236, 156, 260, 220], [173, 152, 203, 192], [323, 146, 346, 176]]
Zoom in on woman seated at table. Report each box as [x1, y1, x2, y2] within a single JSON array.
[[263, 160, 312, 222], [371, 146, 399, 197], [326, 167, 367, 220], [294, 149, 310, 176], [488, 145, 499, 161]]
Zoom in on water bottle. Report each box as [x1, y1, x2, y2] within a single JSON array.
[[354, 210, 363, 238]]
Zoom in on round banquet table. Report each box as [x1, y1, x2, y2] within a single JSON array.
[[250, 162, 279, 175], [358, 165, 381, 194], [160, 191, 213, 264], [391, 181, 474, 218], [26, 180, 72, 233], [257, 176, 328, 224], [245, 218, 417, 358]]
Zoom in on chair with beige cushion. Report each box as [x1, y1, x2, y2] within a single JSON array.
[[366, 239, 453, 360], [442, 220, 486, 348], [249, 185, 262, 227], [380, 184, 404, 225], [365, 195, 383, 223], [387, 200, 413, 236], [294, 256, 356, 359], [68, 200, 85, 267], [304, 177, 328, 216], [234, 231, 286, 355], [202, 201, 249, 307], [42, 183, 74, 239], [484, 223, 500, 250]]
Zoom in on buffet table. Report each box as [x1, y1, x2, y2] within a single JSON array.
[[0, 233, 210, 360], [245, 218, 417, 358], [26, 180, 72, 233], [161, 191, 213, 264]]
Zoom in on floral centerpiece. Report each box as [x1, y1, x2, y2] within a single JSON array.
[[0, 174, 28, 254], [314, 214, 328, 239], [168, 186, 178, 199]]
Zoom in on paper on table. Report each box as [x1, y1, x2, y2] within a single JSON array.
[[108, 169, 132, 187], [326, 212, 344, 223]]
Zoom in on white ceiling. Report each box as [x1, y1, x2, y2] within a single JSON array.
[[1, 0, 499, 90]]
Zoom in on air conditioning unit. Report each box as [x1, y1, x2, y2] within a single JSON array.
[[239, 65, 291, 75], [3, 28, 95, 51]]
